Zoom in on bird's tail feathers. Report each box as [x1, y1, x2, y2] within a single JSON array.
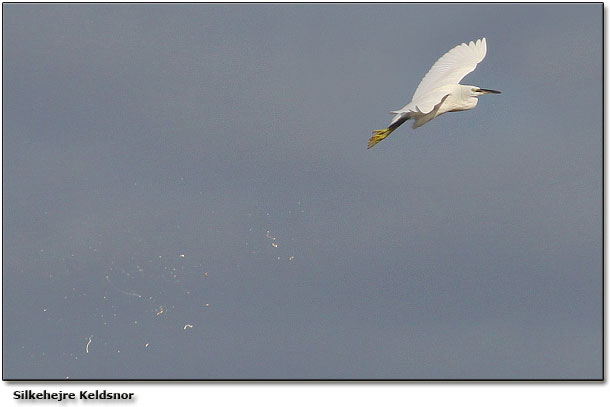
[[368, 128, 394, 149]]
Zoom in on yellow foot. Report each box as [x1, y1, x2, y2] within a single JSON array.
[[368, 128, 393, 149]]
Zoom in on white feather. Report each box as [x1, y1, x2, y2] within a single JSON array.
[[393, 38, 487, 115], [412, 38, 487, 102]]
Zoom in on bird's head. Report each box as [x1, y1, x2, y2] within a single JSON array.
[[471, 86, 501, 96]]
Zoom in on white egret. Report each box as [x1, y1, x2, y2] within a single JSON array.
[[368, 38, 500, 149]]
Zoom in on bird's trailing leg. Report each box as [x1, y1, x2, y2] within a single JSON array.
[[368, 128, 394, 149], [368, 116, 409, 149]]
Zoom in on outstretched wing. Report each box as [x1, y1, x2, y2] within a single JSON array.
[[411, 38, 487, 102]]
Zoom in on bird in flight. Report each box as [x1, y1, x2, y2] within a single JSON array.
[[368, 38, 500, 149]]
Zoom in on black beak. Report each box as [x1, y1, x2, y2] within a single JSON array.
[[478, 88, 501, 94]]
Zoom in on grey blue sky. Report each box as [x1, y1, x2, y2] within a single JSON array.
[[3, 3, 602, 379]]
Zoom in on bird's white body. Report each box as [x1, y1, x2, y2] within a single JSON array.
[[393, 84, 479, 129], [369, 38, 499, 149]]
